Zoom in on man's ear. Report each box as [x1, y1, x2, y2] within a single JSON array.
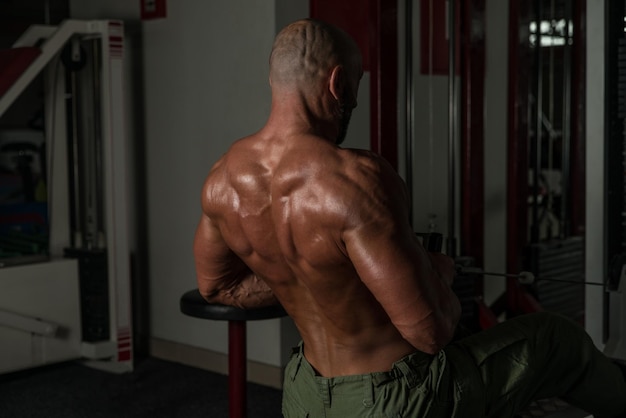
[[329, 65, 344, 101]]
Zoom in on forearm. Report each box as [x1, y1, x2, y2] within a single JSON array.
[[199, 273, 279, 309], [398, 279, 461, 354], [394, 252, 462, 353], [194, 214, 279, 309]]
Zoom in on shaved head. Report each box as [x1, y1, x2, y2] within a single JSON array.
[[269, 19, 361, 89]]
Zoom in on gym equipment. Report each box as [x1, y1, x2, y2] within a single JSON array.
[[605, 253, 626, 362], [604, 0, 626, 363], [0, 20, 134, 374], [458, 267, 535, 285], [457, 265, 623, 288], [180, 290, 287, 418]]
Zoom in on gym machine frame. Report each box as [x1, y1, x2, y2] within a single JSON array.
[[0, 20, 134, 373]]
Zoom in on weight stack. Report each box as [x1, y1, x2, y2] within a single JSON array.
[[527, 236, 585, 323], [453, 256, 481, 333], [65, 248, 110, 342]]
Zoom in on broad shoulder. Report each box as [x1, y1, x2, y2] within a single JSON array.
[[277, 142, 409, 226], [201, 136, 408, 223], [200, 137, 261, 214], [338, 149, 410, 228], [341, 148, 402, 188]]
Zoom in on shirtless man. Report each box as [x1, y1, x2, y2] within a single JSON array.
[[194, 18, 626, 417]]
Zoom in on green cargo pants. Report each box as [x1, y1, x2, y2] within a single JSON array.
[[282, 312, 626, 418]]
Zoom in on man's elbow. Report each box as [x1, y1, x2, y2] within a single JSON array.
[[197, 281, 226, 305], [417, 330, 454, 354], [402, 316, 458, 354], [198, 288, 218, 303]]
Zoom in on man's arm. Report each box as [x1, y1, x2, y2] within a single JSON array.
[[193, 213, 278, 309], [342, 156, 461, 354]]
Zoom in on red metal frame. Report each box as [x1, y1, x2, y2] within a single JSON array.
[[506, 0, 540, 318], [460, 0, 485, 265], [228, 321, 247, 418], [419, 0, 461, 75], [459, 0, 489, 328], [368, 0, 398, 169], [570, 1, 586, 237], [504, 0, 586, 320]]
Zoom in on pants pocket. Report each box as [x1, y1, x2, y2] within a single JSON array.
[[282, 389, 310, 418]]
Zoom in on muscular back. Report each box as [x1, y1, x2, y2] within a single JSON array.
[[195, 132, 460, 376]]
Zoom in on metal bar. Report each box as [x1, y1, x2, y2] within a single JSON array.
[[368, 0, 399, 170], [447, 0, 457, 257], [0, 310, 59, 337], [87, 37, 103, 249], [459, 0, 486, 262], [12, 25, 56, 48], [0, 20, 105, 117], [405, 0, 414, 227], [560, 0, 573, 237], [68, 55, 81, 248], [507, 0, 534, 315], [100, 20, 134, 371], [93, 38, 105, 248], [545, 0, 555, 237], [531, 0, 543, 244], [228, 321, 247, 418]]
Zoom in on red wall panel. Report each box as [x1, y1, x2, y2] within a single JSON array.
[[311, 0, 398, 169], [310, 0, 371, 70], [420, 0, 460, 75]]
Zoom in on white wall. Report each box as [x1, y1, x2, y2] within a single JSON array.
[[483, 0, 509, 305], [142, 1, 306, 367]]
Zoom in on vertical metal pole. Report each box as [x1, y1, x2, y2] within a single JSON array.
[[531, 0, 543, 245], [560, 1, 573, 238], [447, 0, 457, 257], [87, 38, 102, 249], [229, 321, 247, 418], [92, 38, 105, 249], [68, 60, 81, 248], [405, 0, 414, 227]]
